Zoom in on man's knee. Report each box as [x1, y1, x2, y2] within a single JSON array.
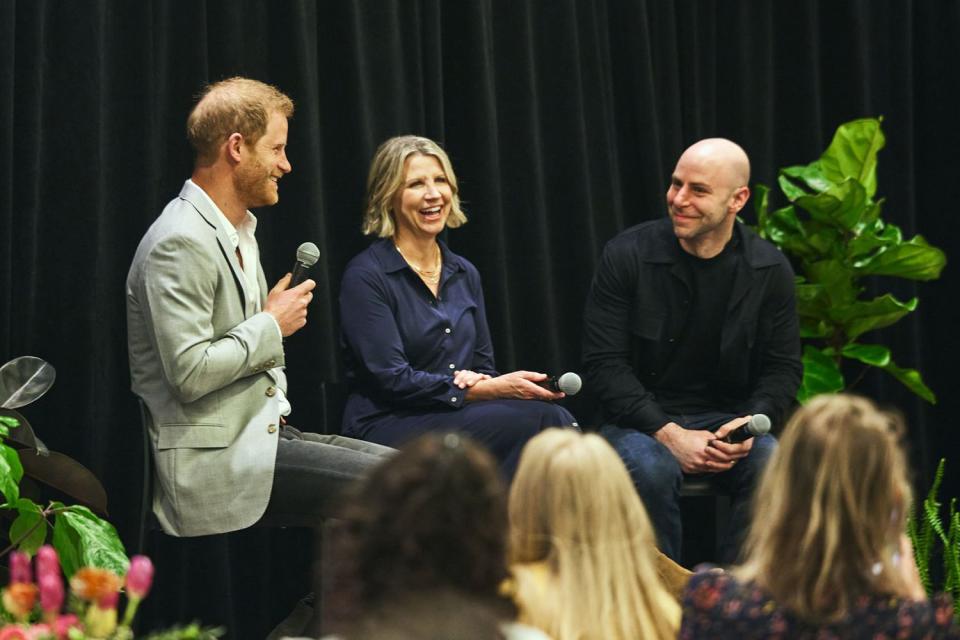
[[599, 425, 681, 491]]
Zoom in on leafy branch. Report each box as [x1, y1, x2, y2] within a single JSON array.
[[754, 117, 946, 403], [0, 414, 128, 577]]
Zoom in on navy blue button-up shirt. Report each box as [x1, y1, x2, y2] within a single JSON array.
[[339, 238, 498, 434]]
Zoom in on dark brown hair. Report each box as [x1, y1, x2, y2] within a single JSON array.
[[330, 433, 512, 623]]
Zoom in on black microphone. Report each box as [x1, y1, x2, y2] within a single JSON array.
[[722, 414, 771, 444], [542, 372, 582, 396], [290, 242, 320, 287]]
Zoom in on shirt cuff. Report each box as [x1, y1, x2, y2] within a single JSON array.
[[441, 383, 467, 409]]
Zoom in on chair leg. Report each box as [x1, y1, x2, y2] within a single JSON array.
[[303, 521, 331, 636]]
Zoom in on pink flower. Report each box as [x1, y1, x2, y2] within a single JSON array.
[[23, 624, 51, 640], [0, 626, 28, 640], [125, 556, 154, 600], [0, 625, 29, 640], [39, 573, 64, 614], [8, 552, 30, 585], [98, 589, 119, 610], [53, 614, 81, 639], [35, 546, 60, 580]]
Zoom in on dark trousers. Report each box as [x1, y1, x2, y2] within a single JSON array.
[[350, 399, 578, 481], [600, 411, 776, 564], [257, 426, 394, 528]]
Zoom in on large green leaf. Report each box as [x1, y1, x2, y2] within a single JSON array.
[[818, 117, 885, 198], [854, 235, 947, 281], [779, 163, 832, 199], [848, 216, 901, 259], [795, 179, 868, 231], [878, 359, 936, 404], [55, 505, 128, 576], [841, 343, 891, 367], [805, 259, 859, 306], [830, 294, 918, 340], [0, 443, 23, 504], [798, 345, 845, 403], [52, 503, 82, 577], [9, 498, 47, 555]]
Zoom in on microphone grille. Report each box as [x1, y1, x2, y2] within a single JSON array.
[[749, 413, 772, 436], [297, 242, 320, 267], [557, 372, 582, 396]]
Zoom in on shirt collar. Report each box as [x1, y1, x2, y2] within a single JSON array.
[[371, 237, 466, 274], [187, 179, 258, 249]]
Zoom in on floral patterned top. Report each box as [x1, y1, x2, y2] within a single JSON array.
[[680, 570, 959, 639]]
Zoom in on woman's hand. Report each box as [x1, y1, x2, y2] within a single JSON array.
[[465, 370, 564, 402], [453, 369, 491, 389]]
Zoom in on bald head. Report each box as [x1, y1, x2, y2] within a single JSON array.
[[666, 137, 752, 257], [677, 138, 750, 189]]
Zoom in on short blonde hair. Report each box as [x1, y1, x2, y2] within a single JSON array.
[[509, 429, 680, 640], [186, 77, 294, 166], [737, 394, 913, 621], [362, 135, 467, 237]]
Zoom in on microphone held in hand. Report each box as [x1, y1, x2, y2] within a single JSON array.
[[722, 414, 771, 444], [290, 242, 320, 287], [541, 372, 582, 396]]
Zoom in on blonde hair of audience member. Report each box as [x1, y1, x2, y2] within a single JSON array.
[[736, 394, 916, 621], [362, 135, 467, 237], [508, 429, 680, 640], [186, 76, 294, 167]]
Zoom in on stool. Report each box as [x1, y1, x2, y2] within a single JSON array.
[[679, 476, 730, 567]]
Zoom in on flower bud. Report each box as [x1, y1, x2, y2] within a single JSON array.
[[35, 546, 60, 580], [39, 572, 64, 614], [124, 556, 154, 600], [8, 552, 30, 585]]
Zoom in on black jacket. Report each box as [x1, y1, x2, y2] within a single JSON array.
[[582, 218, 802, 433]]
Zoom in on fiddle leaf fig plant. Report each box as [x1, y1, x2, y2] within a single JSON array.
[[755, 117, 946, 403]]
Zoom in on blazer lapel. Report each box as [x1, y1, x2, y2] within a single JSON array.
[[179, 182, 251, 316]]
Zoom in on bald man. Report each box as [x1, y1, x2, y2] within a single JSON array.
[[582, 139, 801, 562]]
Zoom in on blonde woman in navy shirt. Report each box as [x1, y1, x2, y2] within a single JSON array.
[[339, 136, 577, 479]]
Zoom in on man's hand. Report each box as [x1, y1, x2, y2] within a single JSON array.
[[265, 273, 315, 337], [465, 370, 563, 402], [706, 416, 755, 465], [653, 416, 753, 474]]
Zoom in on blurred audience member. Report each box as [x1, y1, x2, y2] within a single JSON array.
[[681, 394, 959, 638], [507, 429, 682, 640], [327, 432, 549, 640]]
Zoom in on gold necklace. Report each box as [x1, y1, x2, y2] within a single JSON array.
[[395, 242, 442, 285]]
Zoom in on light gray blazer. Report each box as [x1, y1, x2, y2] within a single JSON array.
[[126, 180, 286, 537]]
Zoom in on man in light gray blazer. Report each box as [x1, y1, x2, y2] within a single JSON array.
[[126, 77, 391, 538]]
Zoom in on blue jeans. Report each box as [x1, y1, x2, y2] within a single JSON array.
[[600, 412, 776, 563]]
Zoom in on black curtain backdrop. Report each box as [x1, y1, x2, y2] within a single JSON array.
[[2, 1, 959, 637]]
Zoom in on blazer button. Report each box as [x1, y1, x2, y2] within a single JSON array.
[[267, 423, 278, 434], [265, 386, 276, 397]]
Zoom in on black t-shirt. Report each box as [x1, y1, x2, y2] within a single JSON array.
[[655, 234, 740, 415]]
